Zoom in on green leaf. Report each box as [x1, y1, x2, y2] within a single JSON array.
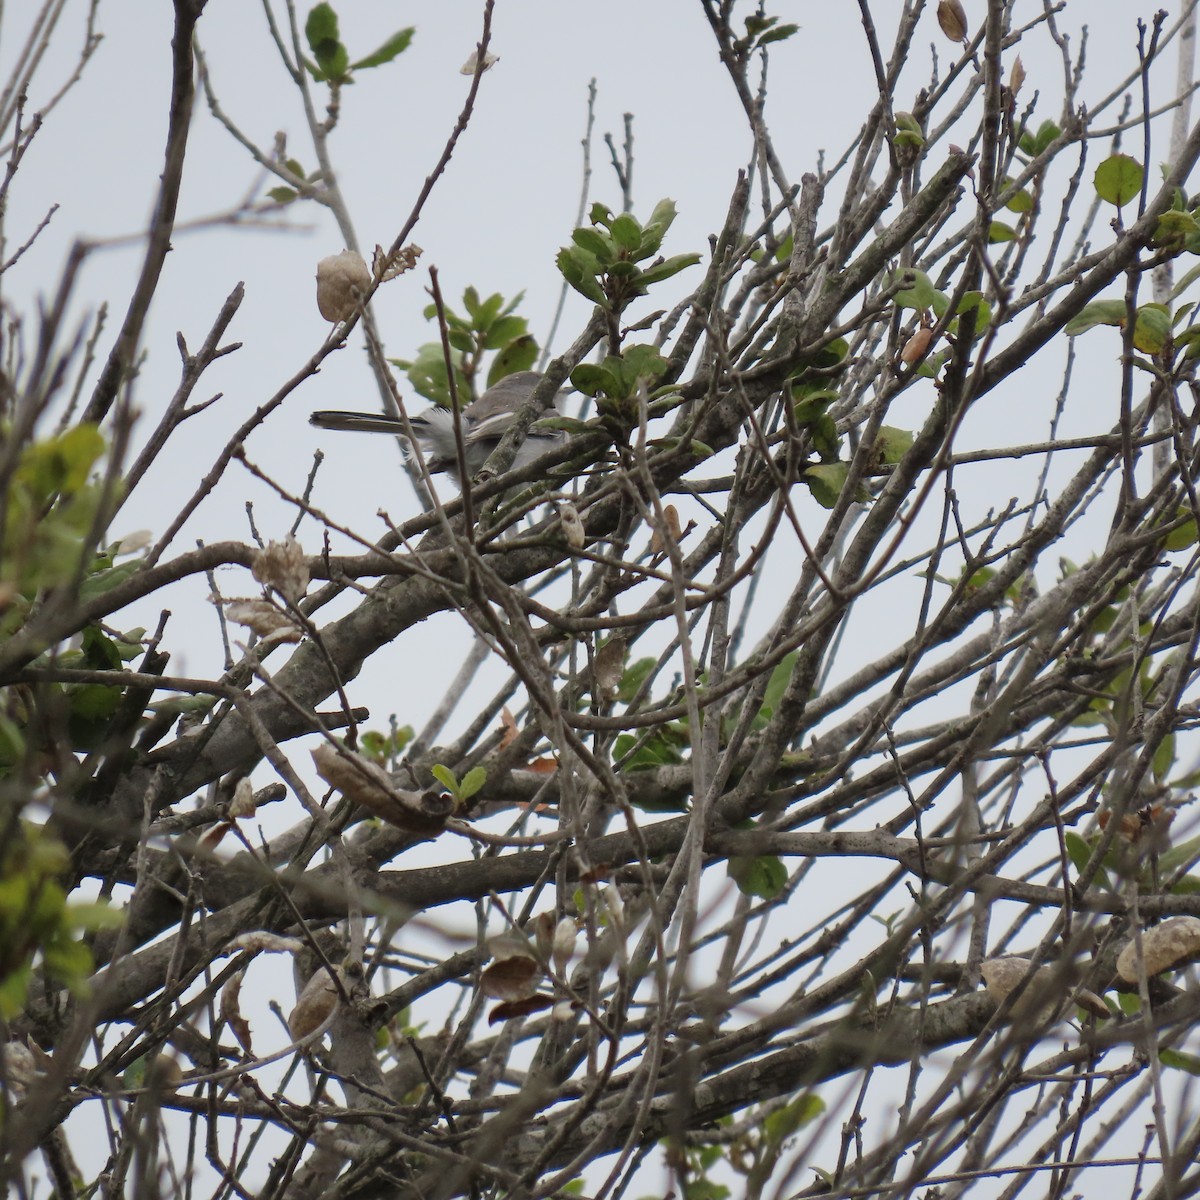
[[351, 27, 415, 70], [1004, 180, 1033, 213], [1161, 1049, 1200, 1074], [1094, 154, 1144, 207], [610, 212, 642, 252], [618, 657, 657, 703], [757, 22, 799, 46], [635, 253, 702, 287], [1064, 299, 1127, 337], [458, 766, 487, 802], [988, 221, 1016, 243], [267, 186, 297, 204], [556, 247, 607, 306], [305, 3, 339, 50], [570, 363, 622, 399], [954, 291, 992, 336], [764, 1093, 825, 1145], [1018, 119, 1061, 156], [572, 227, 614, 262], [430, 764, 458, 794], [1162, 510, 1198, 551], [1133, 303, 1171, 353], [891, 269, 939, 311], [65, 900, 126, 932], [483, 315, 528, 350], [728, 854, 788, 899], [1064, 831, 1111, 889], [875, 426, 914, 466], [803, 462, 853, 509], [487, 336, 539, 383]]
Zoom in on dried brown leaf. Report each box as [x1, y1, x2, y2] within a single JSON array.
[[481, 956, 542, 1002], [312, 742, 452, 834], [373, 242, 422, 282], [900, 327, 935, 365], [221, 598, 302, 643], [498, 706, 519, 751], [251, 536, 309, 604], [221, 969, 253, 1055], [560, 502, 585, 549], [1008, 56, 1025, 97], [488, 994, 553, 1024], [937, 0, 968, 41], [1117, 916, 1200, 982], [288, 968, 340, 1039], [594, 637, 626, 700]]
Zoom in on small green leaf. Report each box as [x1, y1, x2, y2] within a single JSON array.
[[556, 248, 607, 306], [1004, 180, 1033, 213], [1161, 1048, 1200, 1074], [635, 253, 702, 287], [618, 657, 657, 702], [458, 766, 487, 802], [1133, 303, 1171, 354], [1064, 299, 1127, 337], [351, 27, 415, 70], [304, 3, 339, 50], [764, 1093, 825, 1144], [728, 854, 788, 899], [891, 269, 939, 311], [487, 335, 539, 383], [267, 186, 297, 204], [875, 426, 914, 466], [988, 221, 1016, 243], [430, 764, 458, 794], [758, 22, 800, 46], [803, 462, 852, 509], [572, 227, 613, 261], [610, 212, 642, 252], [1094, 154, 1144, 207]]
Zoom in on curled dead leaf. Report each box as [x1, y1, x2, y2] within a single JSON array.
[[221, 597, 302, 643], [288, 968, 341, 1039], [228, 932, 305, 955], [1009, 56, 1025, 97], [488, 993, 553, 1024], [221, 969, 253, 1055], [230, 778, 257, 819], [593, 637, 626, 701], [460, 48, 498, 75], [650, 504, 683, 557], [251, 536, 309, 605], [900, 327, 935, 365], [498, 706, 519, 751], [312, 742, 452, 834], [1117, 917, 1200, 983], [937, 0, 968, 42], [481, 956, 542, 1002], [372, 242, 422, 283], [560, 502, 585, 549]]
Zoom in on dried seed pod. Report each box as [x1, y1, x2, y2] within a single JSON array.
[[316, 249, 371, 322], [1116, 917, 1200, 983]]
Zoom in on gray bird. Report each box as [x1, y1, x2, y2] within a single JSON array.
[[309, 370, 568, 482]]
